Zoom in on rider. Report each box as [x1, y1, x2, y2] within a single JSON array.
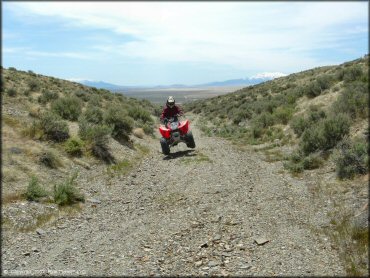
[[160, 96, 183, 125]]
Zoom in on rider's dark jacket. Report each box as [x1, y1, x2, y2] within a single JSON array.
[[160, 105, 183, 122]]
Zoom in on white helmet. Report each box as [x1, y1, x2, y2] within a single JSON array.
[[166, 96, 175, 107]]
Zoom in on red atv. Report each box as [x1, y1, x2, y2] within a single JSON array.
[[159, 115, 195, 155]]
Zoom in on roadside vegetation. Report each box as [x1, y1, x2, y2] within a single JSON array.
[[185, 55, 369, 276], [2, 66, 159, 209], [185, 55, 368, 179]]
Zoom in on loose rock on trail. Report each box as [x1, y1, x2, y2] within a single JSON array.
[[2, 115, 345, 276]]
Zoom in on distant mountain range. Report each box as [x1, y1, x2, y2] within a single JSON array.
[[79, 73, 287, 91]]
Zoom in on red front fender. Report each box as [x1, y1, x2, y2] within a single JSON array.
[[159, 126, 171, 139], [178, 120, 189, 135]]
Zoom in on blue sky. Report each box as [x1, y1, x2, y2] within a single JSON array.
[[3, 1, 368, 86]]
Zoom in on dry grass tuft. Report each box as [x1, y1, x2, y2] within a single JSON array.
[[28, 105, 41, 118], [133, 128, 145, 139]]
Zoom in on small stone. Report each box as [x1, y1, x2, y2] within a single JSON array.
[[208, 261, 219, 267], [195, 260, 203, 267], [87, 198, 101, 204], [224, 244, 233, 252], [213, 234, 221, 241], [36, 229, 46, 236], [191, 221, 201, 228], [23, 252, 31, 256], [240, 264, 252, 270], [237, 243, 245, 250], [32, 247, 39, 252], [211, 215, 222, 223], [254, 237, 269, 245], [200, 242, 208, 248], [9, 147, 22, 154]]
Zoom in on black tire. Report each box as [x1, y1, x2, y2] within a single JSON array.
[[185, 131, 196, 148], [160, 137, 170, 155]]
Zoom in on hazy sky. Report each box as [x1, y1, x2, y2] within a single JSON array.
[[3, 1, 368, 86]]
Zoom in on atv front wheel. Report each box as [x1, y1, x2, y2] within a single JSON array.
[[160, 137, 170, 155], [185, 131, 196, 148]]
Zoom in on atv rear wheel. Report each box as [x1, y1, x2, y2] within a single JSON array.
[[185, 131, 196, 148], [160, 137, 170, 155]]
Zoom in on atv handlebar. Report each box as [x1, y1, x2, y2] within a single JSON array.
[[163, 115, 181, 124]]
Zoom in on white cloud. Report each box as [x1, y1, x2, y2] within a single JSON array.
[[4, 46, 93, 60], [250, 72, 287, 80], [26, 50, 92, 60], [67, 77, 92, 82], [6, 1, 368, 73]]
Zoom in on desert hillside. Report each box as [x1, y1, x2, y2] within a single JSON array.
[[2, 67, 161, 200], [1, 56, 368, 276]]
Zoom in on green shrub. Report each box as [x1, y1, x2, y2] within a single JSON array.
[[51, 96, 82, 121], [104, 105, 133, 140], [88, 94, 102, 107], [285, 162, 304, 174], [284, 151, 305, 173], [335, 137, 368, 179], [290, 150, 304, 163], [232, 109, 253, 124], [39, 150, 62, 169], [332, 82, 368, 119], [290, 107, 326, 138], [251, 125, 263, 139], [6, 88, 17, 97], [290, 117, 307, 137], [75, 90, 90, 102], [308, 106, 326, 122], [38, 89, 59, 104], [91, 141, 116, 164], [78, 119, 112, 143], [336, 68, 345, 81], [27, 79, 40, 91], [284, 150, 323, 173], [304, 75, 333, 98], [81, 105, 103, 124], [304, 82, 322, 98], [142, 123, 154, 135], [78, 119, 115, 163], [53, 173, 85, 206], [253, 112, 275, 129], [25, 176, 48, 201], [24, 89, 31, 97], [273, 106, 294, 125], [39, 112, 69, 142], [300, 125, 326, 154], [300, 113, 350, 154], [128, 107, 153, 124], [64, 137, 84, 156], [263, 126, 285, 142], [343, 65, 363, 82], [321, 114, 350, 150], [302, 153, 324, 170]]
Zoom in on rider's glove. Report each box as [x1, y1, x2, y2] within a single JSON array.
[[164, 119, 168, 125]]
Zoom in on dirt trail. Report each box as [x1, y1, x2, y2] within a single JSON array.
[[2, 114, 345, 276]]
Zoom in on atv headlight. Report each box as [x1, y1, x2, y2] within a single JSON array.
[[170, 122, 178, 130]]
